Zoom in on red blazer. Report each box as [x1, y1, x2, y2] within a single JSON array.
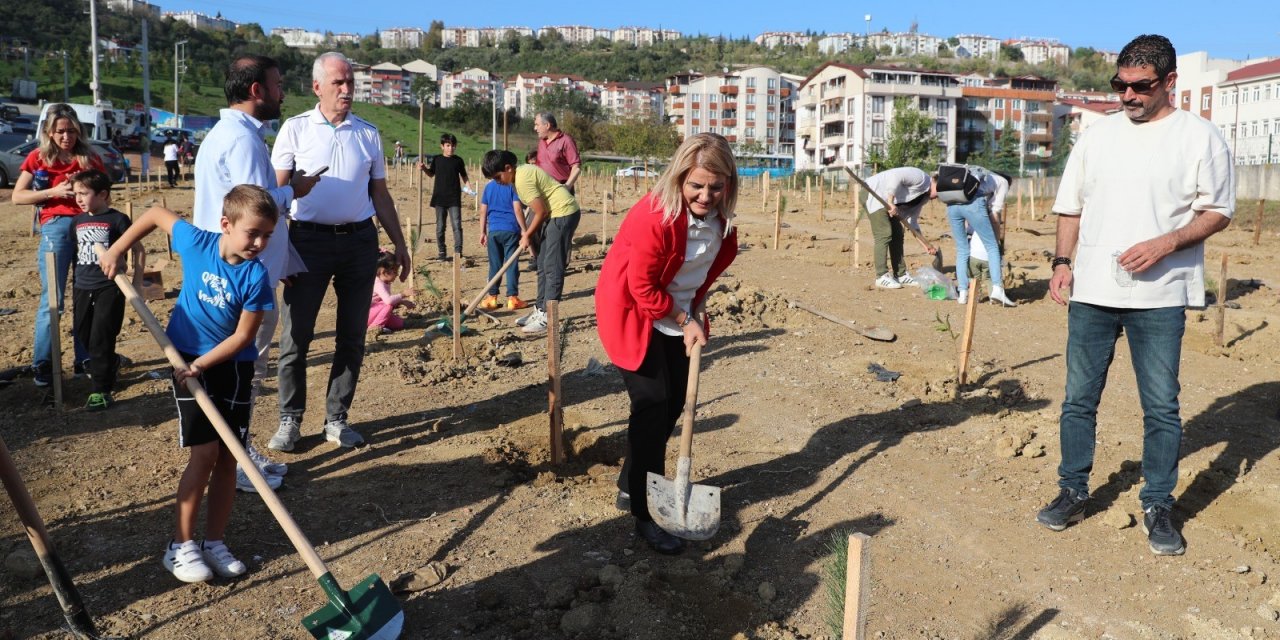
[[595, 193, 738, 371]]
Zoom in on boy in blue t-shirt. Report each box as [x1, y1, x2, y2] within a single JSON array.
[[102, 184, 276, 585], [478, 179, 528, 311]]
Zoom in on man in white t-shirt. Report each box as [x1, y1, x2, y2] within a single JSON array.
[[1036, 34, 1234, 557], [860, 167, 938, 289]]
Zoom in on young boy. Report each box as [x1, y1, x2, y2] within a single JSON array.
[[419, 133, 473, 261], [71, 169, 144, 410], [478, 171, 528, 311], [102, 184, 277, 584], [481, 149, 580, 336]]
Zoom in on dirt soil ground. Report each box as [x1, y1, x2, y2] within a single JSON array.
[[1, 168, 1279, 640]]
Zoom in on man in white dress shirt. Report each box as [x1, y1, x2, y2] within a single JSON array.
[[267, 52, 409, 450]]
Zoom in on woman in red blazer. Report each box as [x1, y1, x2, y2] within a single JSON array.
[[594, 133, 739, 554]]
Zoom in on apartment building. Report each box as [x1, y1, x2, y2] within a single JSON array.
[[954, 35, 1000, 60], [331, 33, 361, 45], [610, 27, 681, 47], [1175, 51, 1253, 123], [865, 32, 944, 57], [1007, 39, 1070, 66], [542, 26, 603, 45], [956, 76, 1058, 175], [599, 81, 665, 120], [440, 68, 500, 109], [794, 62, 961, 171], [380, 28, 424, 50], [106, 0, 160, 18], [664, 66, 800, 157], [164, 10, 235, 31], [1054, 98, 1121, 139], [817, 34, 857, 55], [754, 32, 811, 49], [1214, 58, 1280, 164], [441, 27, 537, 48], [273, 27, 325, 49], [503, 72, 599, 117]]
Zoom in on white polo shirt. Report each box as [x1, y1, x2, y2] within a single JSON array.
[[271, 105, 386, 224], [1053, 109, 1234, 309]]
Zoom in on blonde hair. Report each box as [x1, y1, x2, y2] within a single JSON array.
[[39, 104, 94, 170], [650, 133, 738, 233]]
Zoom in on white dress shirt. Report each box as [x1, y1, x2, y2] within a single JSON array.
[[271, 105, 386, 224], [654, 210, 723, 337]]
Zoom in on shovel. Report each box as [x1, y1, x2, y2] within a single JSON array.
[[646, 342, 721, 540], [98, 247, 403, 640], [844, 167, 942, 272], [430, 248, 527, 335]]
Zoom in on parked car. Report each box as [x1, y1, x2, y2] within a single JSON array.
[[615, 165, 658, 177], [0, 134, 29, 188], [6, 139, 129, 185]]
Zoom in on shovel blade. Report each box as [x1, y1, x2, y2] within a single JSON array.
[[303, 572, 404, 640], [646, 468, 721, 541]]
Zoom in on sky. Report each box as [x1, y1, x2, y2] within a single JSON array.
[[156, 0, 1280, 61]]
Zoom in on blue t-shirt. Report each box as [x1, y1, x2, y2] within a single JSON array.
[[166, 220, 274, 360], [481, 181, 521, 234]]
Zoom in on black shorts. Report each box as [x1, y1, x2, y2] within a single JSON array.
[[172, 352, 253, 448]]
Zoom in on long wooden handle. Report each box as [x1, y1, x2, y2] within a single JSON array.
[[43, 252, 63, 411], [462, 247, 526, 316], [957, 280, 979, 387], [676, 342, 703, 460], [844, 166, 927, 244], [96, 247, 329, 580]]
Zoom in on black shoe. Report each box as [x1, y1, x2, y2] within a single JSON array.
[[437, 254, 449, 262], [1036, 487, 1089, 531], [1142, 505, 1186, 556], [32, 364, 51, 388], [615, 491, 631, 512], [635, 520, 684, 555]]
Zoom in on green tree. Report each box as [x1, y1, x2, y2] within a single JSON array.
[[1049, 121, 1074, 176], [1000, 46, 1025, 63], [411, 75, 439, 106], [883, 96, 942, 171], [604, 116, 679, 160], [990, 120, 1023, 175], [529, 85, 606, 149], [425, 20, 444, 50]]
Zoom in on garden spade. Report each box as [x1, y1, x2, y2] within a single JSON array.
[[843, 167, 943, 271], [646, 343, 721, 540], [98, 247, 404, 640]]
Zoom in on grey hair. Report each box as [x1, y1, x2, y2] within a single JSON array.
[[536, 112, 558, 129], [312, 51, 350, 84]]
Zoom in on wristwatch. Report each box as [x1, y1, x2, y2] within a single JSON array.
[[1051, 256, 1072, 269], [678, 311, 693, 328]]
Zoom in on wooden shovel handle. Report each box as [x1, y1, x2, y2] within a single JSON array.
[[462, 247, 526, 316], [677, 343, 703, 460], [95, 247, 330, 580]]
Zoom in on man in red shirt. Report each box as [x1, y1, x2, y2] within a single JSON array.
[[534, 112, 581, 194]]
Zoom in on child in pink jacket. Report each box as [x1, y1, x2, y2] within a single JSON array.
[[367, 251, 414, 331]]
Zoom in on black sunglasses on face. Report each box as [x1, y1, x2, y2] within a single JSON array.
[[1110, 75, 1165, 94]]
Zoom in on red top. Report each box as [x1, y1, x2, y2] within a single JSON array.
[[20, 150, 105, 225], [536, 131, 581, 183], [594, 193, 738, 371]]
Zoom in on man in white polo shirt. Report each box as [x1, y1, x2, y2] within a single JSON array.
[[267, 51, 409, 451], [1036, 34, 1234, 557]]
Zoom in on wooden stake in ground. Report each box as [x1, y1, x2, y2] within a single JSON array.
[[773, 191, 782, 250], [452, 255, 462, 361], [1015, 188, 1023, 231], [762, 171, 770, 209], [818, 175, 826, 223], [412, 102, 425, 294], [842, 532, 871, 640], [1029, 180, 1038, 221], [43, 252, 62, 411], [547, 300, 565, 464], [601, 191, 610, 250], [1215, 253, 1229, 347], [1254, 199, 1265, 247], [954, 280, 980, 397], [126, 201, 133, 223], [852, 182, 862, 268], [806, 175, 811, 204]]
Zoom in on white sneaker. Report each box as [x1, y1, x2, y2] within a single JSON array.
[[898, 272, 918, 286], [521, 310, 549, 335], [267, 415, 301, 452], [200, 540, 247, 578], [323, 418, 365, 448], [515, 308, 544, 327], [163, 540, 213, 583], [235, 466, 284, 493], [957, 290, 968, 305], [875, 273, 902, 289], [246, 442, 287, 476], [990, 287, 1017, 307]]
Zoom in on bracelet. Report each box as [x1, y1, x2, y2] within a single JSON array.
[[1051, 256, 1072, 269]]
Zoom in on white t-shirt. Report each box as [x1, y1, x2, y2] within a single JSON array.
[[271, 105, 387, 225], [163, 142, 179, 162], [1053, 110, 1234, 308], [863, 167, 930, 233]]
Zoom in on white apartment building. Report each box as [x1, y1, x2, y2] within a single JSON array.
[[380, 28, 424, 50], [611, 27, 680, 46], [503, 72, 599, 117], [794, 62, 961, 172], [1054, 98, 1122, 139], [664, 66, 800, 157], [1215, 59, 1280, 165], [1007, 39, 1070, 66], [599, 81, 665, 120], [442, 27, 483, 48], [440, 68, 500, 109], [164, 10, 235, 31], [754, 32, 811, 49], [542, 26, 603, 45], [402, 59, 440, 83], [331, 33, 361, 45], [954, 34, 1000, 60], [865, 32, 944, 57], [1175, 51, 1253, 123], [106, 0, 159, 18], [817, 34, 856, 55], [273, 27, 325, 49]]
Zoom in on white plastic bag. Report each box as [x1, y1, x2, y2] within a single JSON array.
[[912, 265, 957, 300]]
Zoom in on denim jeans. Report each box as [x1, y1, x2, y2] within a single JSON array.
[[485, 230, 521, 296], [435, 205, 462, 257], [534, 211, 581, 311], [34, 216, 88, 371], [946, 196, 1002, 291], [1058, 302, 1185, 509], [278, 223, 378, 424]]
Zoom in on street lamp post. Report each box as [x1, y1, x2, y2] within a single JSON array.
[[173, 40, 188, 122], [864, 14, 871, 51]]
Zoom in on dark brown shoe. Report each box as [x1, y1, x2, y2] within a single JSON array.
[[635, 520, 684, 555]]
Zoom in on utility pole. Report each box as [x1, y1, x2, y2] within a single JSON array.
[[89, 0, 101, 105], [62, 51, 69, 103], [173, 40, 188, 123], [141, 19, 151, 178], [491, 79, 497, 149]]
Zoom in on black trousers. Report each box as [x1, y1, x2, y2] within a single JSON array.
[[617, 330, 690, 522], [73, 285, 125, 393], [164, 160, 179, 186]]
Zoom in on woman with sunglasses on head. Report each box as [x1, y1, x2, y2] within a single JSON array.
[[594, 133, 739, 555], [11, 104, 105, 386]]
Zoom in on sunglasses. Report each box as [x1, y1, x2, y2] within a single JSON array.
[[1110, 75, 1166, 94]]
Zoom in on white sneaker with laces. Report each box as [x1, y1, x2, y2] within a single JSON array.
[[516, 308, 544, 327], [875, 273, 902, 289], [163, 539, 213, 583], [246, 442, 287, 476], [324, 418, 365, 448], [200, 540, 247, 578], [235, 466, 284, 493], [898, 272, 918, 286], [521, 310, 549, 334]]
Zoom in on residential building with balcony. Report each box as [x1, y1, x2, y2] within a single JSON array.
[[864, 32, 944, 57], [954, 34, 1000, 60], [1214, 58, 1280, 165], [957, 75, 1058, 175], [664, 66, 800, 157], [794, 62, 960, 172], [1054, 98, 1122, 140], [106, 0, 160, 18], [1175, 51, 1255, 124], [817, 33, 857, 55], [503, 72, 599, 117], [272, 27, 326, 49], [599, 81, 665, 120], [331, 33, 361, 45], [442, 27, 483, 48], [440, 68, 501, 109], [754, 32, 811, 49], [1007, 39, 1070, 66], [611, 27, 681, 46], [164, 10, 235, 31], [380, 27, 424, 50], [542, 26, 604, 45]]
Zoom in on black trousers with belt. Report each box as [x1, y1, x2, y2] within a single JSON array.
[[617, 329, 690, 522]]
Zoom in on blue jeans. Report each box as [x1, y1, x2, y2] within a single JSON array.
[[34, 216, 88, 371], [486, 230, 521, 297], [946, 196, 1002, 291], [1058, 302, 1185, 509]]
